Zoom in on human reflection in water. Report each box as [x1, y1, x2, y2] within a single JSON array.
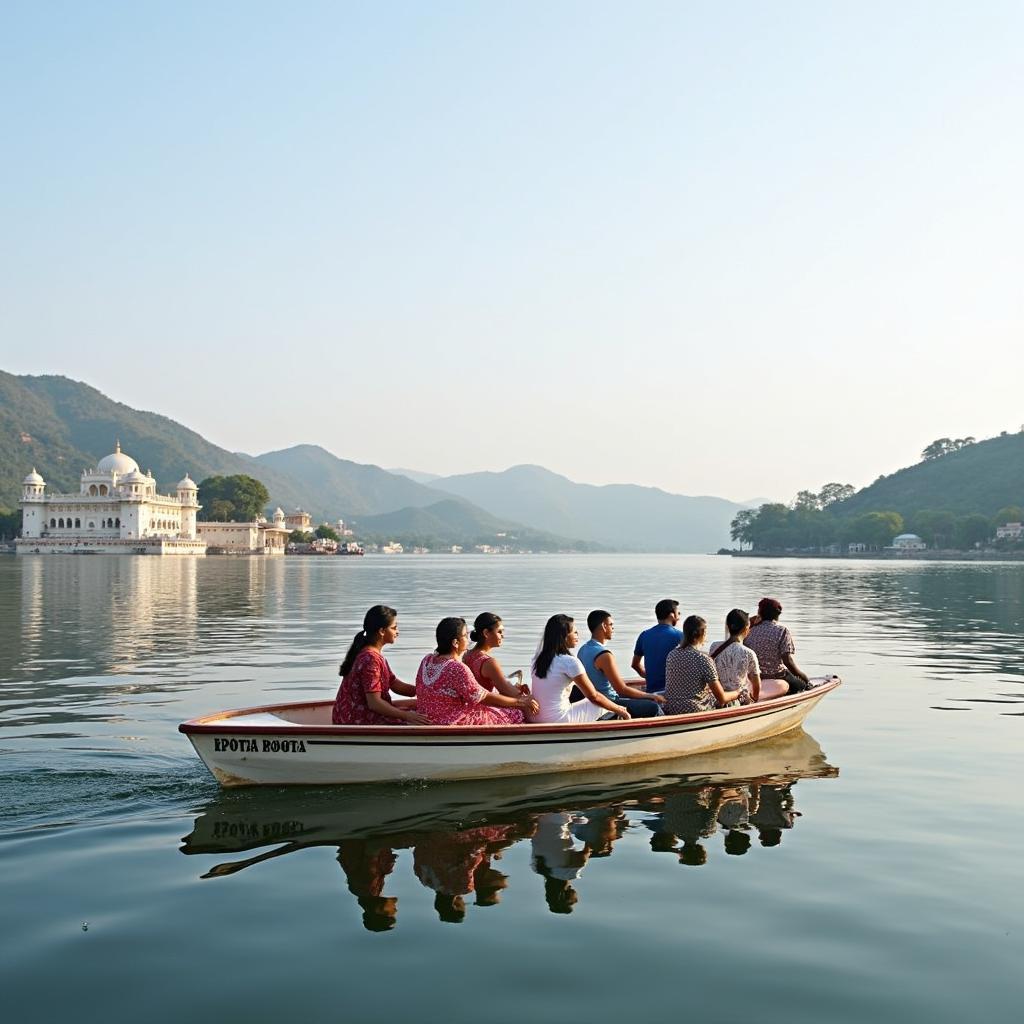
[[571, 805, 628, 858], [644, 781, 803, 863], [414, 823, 532, 923], [336, 839, 400, 932], [749, 783, 799, 847], [531, 811, 591, 913], [717, 785, 753, 856], [645, 786, 722, 866]]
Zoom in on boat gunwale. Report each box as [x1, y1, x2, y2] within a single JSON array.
[[178, 677, 840, 738]]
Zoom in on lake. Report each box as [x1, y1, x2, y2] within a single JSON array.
[[1, 553, 1021, 1023]]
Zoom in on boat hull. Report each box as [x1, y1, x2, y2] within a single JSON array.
[[180, 677, 840, 786]]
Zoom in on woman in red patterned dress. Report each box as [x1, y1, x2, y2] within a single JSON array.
[[416, 618, 537, 726], [333, 605, 431, 725], [464, 612, 533, 701]]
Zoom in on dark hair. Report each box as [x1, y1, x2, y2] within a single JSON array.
[[681, 615, 707, 647], [533, 614, 574, 678], [724, 830, 752, 856], [339, 605, 397, 676], [470, 612, 501, 645], [542, 876, 578, 914], [655, 599, 679, 621], [433, 893, 466, 924], [435, 616, 467, 655], [679, 841, 708, 866], [587, 609, 610, 633], [725, 608, 750, 636], [757, 597, 783, 621]]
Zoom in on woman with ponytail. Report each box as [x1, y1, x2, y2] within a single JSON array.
[[464, 613, 533, 701], [415, 617, 537, 725], [333, 606, 431, 725], [709, 609, 763, 704], [530, 615, 631, 724], [664, 615, 742, 716]]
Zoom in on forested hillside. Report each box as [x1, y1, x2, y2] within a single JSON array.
[[731, 432, 1024, 552], [836, 432, 1024, 519], [0, 372, 307, 511]]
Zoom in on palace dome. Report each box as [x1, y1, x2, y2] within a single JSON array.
[[177, 474, 197, 490], [121, 469, 149, 484], [23, 468, 45, 485], [97, 442, 140, 475]]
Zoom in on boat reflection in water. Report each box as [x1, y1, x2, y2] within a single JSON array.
[[181, 728, 838, 930]]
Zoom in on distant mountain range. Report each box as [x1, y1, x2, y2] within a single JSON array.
[[430, 465, 746, 552], [1, 372, 752, 550], [387, 467, 442, 485], [15, 371, 1014, 551]]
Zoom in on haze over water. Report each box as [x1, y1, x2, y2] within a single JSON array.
[[1, 554, 1022, 1022]]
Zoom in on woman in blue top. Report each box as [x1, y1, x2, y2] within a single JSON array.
[[578, 610, 665, 717]]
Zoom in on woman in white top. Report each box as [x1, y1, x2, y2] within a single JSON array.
[[710, 608, 779, 702], [530, 615, 631, 724]]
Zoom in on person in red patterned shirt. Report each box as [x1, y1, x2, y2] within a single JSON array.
[[743, 597, 811, 694], [333, 605, 431, 725]]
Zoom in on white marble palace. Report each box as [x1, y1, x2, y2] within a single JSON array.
[[17, 442, 207, 555]]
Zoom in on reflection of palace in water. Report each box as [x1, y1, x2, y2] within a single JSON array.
[[17, 555, 199, 678], [182, 730, 839, 931]]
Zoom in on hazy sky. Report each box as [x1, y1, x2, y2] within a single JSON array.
[[2, 2, 1021, 503]]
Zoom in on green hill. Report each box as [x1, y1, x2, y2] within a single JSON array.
[[0, 373, 600, 549], [837, 432, 1024, 519], [0, 371, 308, 512], [254, 444, 450, 517]]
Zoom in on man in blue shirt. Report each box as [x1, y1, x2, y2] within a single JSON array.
[[631, 599, 682, 694], [578, 610, 664, 717]]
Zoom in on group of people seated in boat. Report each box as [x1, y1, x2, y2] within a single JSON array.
[[331, 597, 813, 727]]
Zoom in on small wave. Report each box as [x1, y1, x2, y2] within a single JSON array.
[[0, 764, 218, 837]]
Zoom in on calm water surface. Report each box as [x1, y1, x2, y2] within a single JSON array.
[[1, 554, 1022, 1022]]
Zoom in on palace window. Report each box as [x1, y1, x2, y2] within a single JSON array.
[[75, 518, 81, 528], [99, 485, 108, 496], [89, 484, 97, 496]]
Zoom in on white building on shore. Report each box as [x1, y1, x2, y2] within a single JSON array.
[[890, 533, 927, 552], [196, 507, 289, 554], [17, 442, 206, 555]]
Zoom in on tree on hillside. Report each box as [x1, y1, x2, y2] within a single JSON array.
[[289, 530, 313, 543], [909, 509, 956, 549], [818, 482, 855, 507], [956, 514, 992, 549], [993, 506, 1023, 526], [0, 507, 20, 540], [315, 524, 340, 541], [730, 509, 758, 549], [792, 490, 821, 512], [197, 475, 270, 522], [844, 511, 903, 549], [921, 437, 976, 461]]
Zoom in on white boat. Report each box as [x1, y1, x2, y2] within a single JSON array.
[[180, 675, 840, 787]]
